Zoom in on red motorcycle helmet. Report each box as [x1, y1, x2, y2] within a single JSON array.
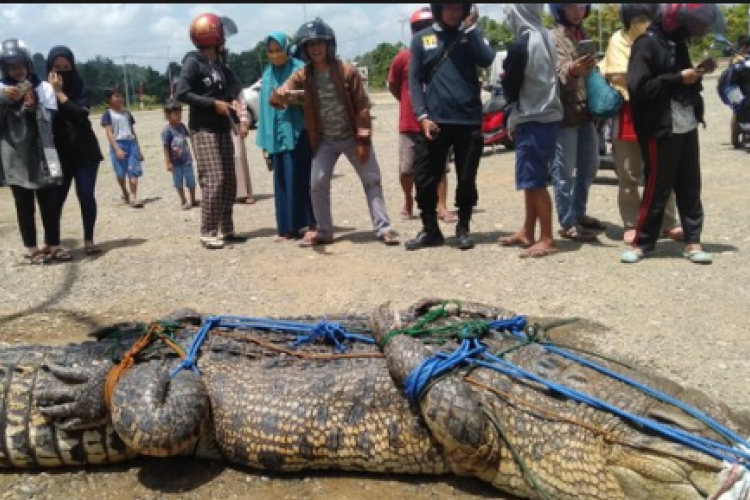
[[189, 13, 238, 48], [661, 4, 726, 39], [410, 6, 433, 34]]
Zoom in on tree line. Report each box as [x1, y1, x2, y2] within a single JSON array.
[[29, 4, 749, 107]]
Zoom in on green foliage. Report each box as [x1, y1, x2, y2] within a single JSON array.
[[355, 42, 404, 89], [581, 4, 621, 52], [477, 15, 514, 50]]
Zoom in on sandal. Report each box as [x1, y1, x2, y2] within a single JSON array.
[[85, 245, 103, 256], [131, 199, 144, 208], [378, 231, 400, 246], [200, 236, 225, 250], [519, 247, 557, 259], [299, 234, 334, 248], [46, 247, 73, 262], [559, 225, 598, 243], [25, 250, 52, 265]]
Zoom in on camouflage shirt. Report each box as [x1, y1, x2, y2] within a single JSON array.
[[314, 69, 352, 140]]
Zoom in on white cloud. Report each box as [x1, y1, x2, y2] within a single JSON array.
[[1, 3, 493, 68]]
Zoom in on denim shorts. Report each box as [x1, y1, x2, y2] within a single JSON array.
[[515, 121, 559, 190], [109, 140, 143, 179], [172, 163, 196, 189]]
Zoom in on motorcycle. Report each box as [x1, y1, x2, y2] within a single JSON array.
[[481, 82, 514, 153], [714, 34, 750, 149]]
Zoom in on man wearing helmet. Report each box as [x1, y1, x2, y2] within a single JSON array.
[[271, 17, 399, 247], [388, 6, 456, 225], [405, 3, 495, 251], [176, 13, 244, 250], [622, 4, 725, 264]]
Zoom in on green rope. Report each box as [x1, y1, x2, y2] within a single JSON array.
[[480, 404, 555, 500], [380, 300, 503, 348]]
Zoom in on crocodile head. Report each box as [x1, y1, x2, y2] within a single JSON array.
[[370, 299, 749, 500]]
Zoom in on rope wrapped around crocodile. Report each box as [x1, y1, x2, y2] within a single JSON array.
[[0, 300, 748, 500]]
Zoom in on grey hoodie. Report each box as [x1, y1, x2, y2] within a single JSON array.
[[504, 4, 563, 129]]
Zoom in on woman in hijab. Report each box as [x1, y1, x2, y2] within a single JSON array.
[[46, 45, 104, 255], [256, 31, 315, 241]]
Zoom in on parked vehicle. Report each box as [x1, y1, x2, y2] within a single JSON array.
[[714, 35, 750, 149], [241, 78, 262, 129], [481, 83, 514, 152]]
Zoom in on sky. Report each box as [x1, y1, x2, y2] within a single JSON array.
[[0, 3, 508, 72]]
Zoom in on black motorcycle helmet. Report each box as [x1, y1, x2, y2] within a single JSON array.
[[294, 17, 337, 63], [0, 38, 33, 79], [429, 4, 472, 25], [619, 4, 659, 30]]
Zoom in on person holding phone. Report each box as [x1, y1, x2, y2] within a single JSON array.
[[549, 4, 603, 244], [176, 13, 245, 250], [406, 3, 495, 251], [622, 3, 725, 264]]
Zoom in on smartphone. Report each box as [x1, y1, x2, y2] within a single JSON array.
[[16, 80, 33, 93], [696, 57, 717, 74], [576, 40, 596, 58]]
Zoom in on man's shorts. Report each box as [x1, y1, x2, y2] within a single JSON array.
[[514, 122, 559, 190], [110, 139, 143, 179], [172, 163, 196, 189], [399, 132, 450, 176]]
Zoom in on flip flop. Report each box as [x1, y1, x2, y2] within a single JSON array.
[[46, 247, 73, 262], [299, 235, 334, 248], [683, 250, 712, 264], [560, 226, 598, 242], [498, 235, 532, 248], [579, 217, 606, 231], [85, 245, 103, 256], [25, 250, 52, 265], [519, 247, 557, 259]]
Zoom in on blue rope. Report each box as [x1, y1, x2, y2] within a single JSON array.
[[170, 315, 374, 378], [475, 352, 750, 466], [403, 315, 750, 467], [499, 326, 749, 447], [404, 338, 486, 404]]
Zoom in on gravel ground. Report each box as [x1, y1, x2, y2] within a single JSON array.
[[1, 76, 749, 499]]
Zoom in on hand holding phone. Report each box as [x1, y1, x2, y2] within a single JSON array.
[[576, 39, 597, 58], [696, 57, 717, 74]]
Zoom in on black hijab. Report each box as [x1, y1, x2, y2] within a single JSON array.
[[46, 45, 86, 103]]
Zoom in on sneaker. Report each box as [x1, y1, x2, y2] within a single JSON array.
[[181, 201, 192, 210], [200, 236, 225, 249], [404, 230, 445, 251]]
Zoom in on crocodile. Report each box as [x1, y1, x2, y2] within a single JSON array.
[[0, 301, 748, 500]]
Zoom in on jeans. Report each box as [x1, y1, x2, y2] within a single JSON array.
[[310, 137, 392, 240], [58, 164, 99, 242], [550, 122, 599, 230]]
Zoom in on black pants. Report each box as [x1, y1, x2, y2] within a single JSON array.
[[57, 164, 99, 242], [635, 129, 703, 251], [10, 185, 61, 248], [413, 124, 483, 217]]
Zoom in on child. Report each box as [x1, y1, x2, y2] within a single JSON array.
[[161, 99, 197, 209], [0, 38, 71, 264], [499, 4, 563, 258], [101, 87, 144, 208]]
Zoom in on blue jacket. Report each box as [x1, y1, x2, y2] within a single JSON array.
[[408, 23, 495, 126]]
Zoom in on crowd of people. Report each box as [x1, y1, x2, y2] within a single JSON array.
[[0, 3, 729, 264]]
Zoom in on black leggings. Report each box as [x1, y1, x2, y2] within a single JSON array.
[[10, 185, 61, 248]]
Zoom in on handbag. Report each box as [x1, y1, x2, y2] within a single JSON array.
[[585, 68, 623, 119]]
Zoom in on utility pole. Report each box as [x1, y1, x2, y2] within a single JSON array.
[[597, 6, 603, 53], [303, 4, 307, 23], [166, 45, 171, 98], [122, 56, 130, 108]]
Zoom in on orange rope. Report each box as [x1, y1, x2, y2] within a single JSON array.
[[103, 323, 186, 410]]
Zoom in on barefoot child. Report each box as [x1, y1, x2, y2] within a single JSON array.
[[101, 87, 144, 208], [161, 99, 197, 209]]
